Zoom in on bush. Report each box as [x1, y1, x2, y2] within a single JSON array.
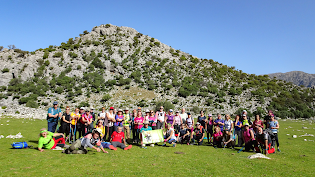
[[77, 65, 81, 70], [101, 94, 111, 103], [1, 106, 7, 109], [192, 106, 200, 114], [91, 57, 105, 69], [53, 52, 63, 58], [78, 101, 90, 108], [2, 68, 9, 73], [26, 100, 39, 108], [155, 101, 174, 112], [68, 52, 78, 58]]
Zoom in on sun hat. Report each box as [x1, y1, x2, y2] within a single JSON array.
[[53, 101, 58, 105], [144, 121, 150, 124], [176, 110, 179, 113], [196, 122, 201, 125], [242, 114, 246, 117], [90, 107, 94, 110], [124, 107, 129, 111], [80, 107, 85, 110], [208, 114, 212, 117], [187, 112, 191, 115], [94, 128, 103, 135], [109, 107, 114, 110], [169, 109, 173, 112], [242, 110, 247, 113], [145, 109, 150, 113], [118, 109, 123, 112], [244, 123, 249, 126], [138, 107, 141, 110]]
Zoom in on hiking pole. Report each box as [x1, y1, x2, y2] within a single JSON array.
[[237, 146, 245, 153], [223, 143, 227, 150], [69, 124, 72, 143]]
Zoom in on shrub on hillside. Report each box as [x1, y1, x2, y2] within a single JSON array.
[[101, 94, 111, 103], [2, 68, 9, 73], [155, 101, 174, 112]]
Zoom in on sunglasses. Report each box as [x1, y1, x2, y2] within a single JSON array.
[[66, 109, 70, 110], [150, 112, 154, 113]]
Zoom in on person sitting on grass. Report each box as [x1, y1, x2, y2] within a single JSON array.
[[65, 128, 108, 154], [109, 126, 132, 151], [163, 123, 177, 147], [38, 128, 69, 152], [213, 126, 223, 148], [243, 123, 255, 152], [177, 124, 190, 145], [222, 130, 235, 149], [140, 121, 153, 149], [191, 122, 205, 145]]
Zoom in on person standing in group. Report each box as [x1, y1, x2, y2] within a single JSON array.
[[90, 107, 96, 125], [185, 113, 194, 144], [206, 114, 214, 144], [165, 109, 175, 128], [123, 108, 132, 144], [114, 109, 124, 132], [98, 107, 107, 141], [264, 110, 273, 128], [47, 101, 62, 133], [242, 114, 252, 127], [77, 107, 85, 139], [81, 109, 93, 134], [58, 106, 71, 139], [234, 115, 243, 147], [155, 106, 165, 129], [173, 111, 182, 134], [268, 114, 280, 152], [148, 110, 157, 130], [240, 110, 251, 123], [224, 114, 234, 132], [197, 110, 207, 129], [134, 110, 144, 144], [179, 108, 188, 125], [253, 115, 264, 132], [144, 109, 150, 122], [105, 107, 116, 141], [70, 108, 80, 141], [131, 109, 137, 143], [214, 114, 224, 132]]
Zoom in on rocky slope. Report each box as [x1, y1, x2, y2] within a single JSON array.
[[0, 24, 314, 119], [268, 71, 315, 88]]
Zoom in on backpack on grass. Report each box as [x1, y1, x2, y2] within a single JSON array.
[[11, 142, 28, 149]]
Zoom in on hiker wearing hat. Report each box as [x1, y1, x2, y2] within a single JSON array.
[[243, 123, 255, 152], [140, 121, 153, 148], [38, 128, 69, 152], [65, 128, 108, 154], [98, 107, 107, 141], [47, 101, 62, 133], [110, 126, 132, 151], [234, 115, 243, 147], [144, 109, 150, 122], [241, 114, 252, 128], [81, 109, 94, 134], [174, 111, 182, 134], [155, 106, 165, 129], [114, 109, 124, 132], [206, 114, 214, 144], [165, 109, 175, 128], [105, 107, 115, 141], [70, 108, 80, 141], [240, 110, 252, 124], [268, 114, 280, 152], [123, 108, 132, 143], [191, 122, 205, 145]]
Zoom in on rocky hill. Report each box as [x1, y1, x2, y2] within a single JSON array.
[[268, 71, 315, 88], [0, 24, 314, 119]]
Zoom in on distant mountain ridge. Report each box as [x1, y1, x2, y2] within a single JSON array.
[[268, 71, 315, 88]]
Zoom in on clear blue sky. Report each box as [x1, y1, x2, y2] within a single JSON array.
[[1, 0, 314, 75]]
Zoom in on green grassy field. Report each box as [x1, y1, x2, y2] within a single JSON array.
[[0, 117, 314, 176]]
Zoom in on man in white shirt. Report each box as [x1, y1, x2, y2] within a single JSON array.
[[179, 108, 188, 125], [155, 106, 165, 129]]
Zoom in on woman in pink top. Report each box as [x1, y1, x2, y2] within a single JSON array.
[[148, 110, 157, 130], [213, 127, 223, 148], [173, 111, 182, 134], [81, 109, 93, 134], [252, 115, 264, 132], [243, 123, 255, 152], [134, 110, 144, 144]]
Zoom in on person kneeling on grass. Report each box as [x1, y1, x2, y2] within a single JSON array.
[[140, 121, 153, 149], [213, 127, 223, 148], [65, 128, 108, 154], [191, 122, 205, 145], [109, 126, 132, 151], [243, 123, 255, 152], [177, 124, 190, 145], [163, 124, 177, 147], [222, 130, 235, 149], [254, 127, 275, 155], [38, 128, 69, 152]]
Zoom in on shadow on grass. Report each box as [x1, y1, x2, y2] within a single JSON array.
[[29, 140, 39, 144]]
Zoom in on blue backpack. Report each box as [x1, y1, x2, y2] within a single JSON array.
[[11, 142, 28, 149]]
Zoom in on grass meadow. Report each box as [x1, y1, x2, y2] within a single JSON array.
[[0, 117, 314, 176]]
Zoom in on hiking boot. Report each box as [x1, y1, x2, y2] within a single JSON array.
[[64, 144, 70, 148], [124, 145, 132, 150], [109, 145, 117, 151], [64, 149, 72, 154], [162, 144, 166, 147], [277, 148, 281, 152], [142, 146, 147, 149], [173, 143, 176, 148]]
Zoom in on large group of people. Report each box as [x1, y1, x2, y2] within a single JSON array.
[[39, 101, 281, 155]]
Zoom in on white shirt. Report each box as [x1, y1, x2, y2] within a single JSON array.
[[224, 119, 233, 131], [105, 112, 114, 127], [156, 111, 165, 122], [180, 113, 188, 123], [167, 128, 176, 140]]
